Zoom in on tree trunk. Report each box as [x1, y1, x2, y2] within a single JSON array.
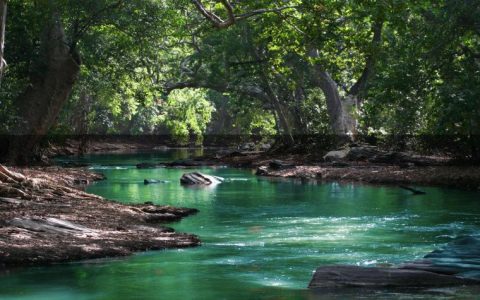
[[8, 14, 80, 165], [309, 49, 357, 138], [0, 0, 7, 83]]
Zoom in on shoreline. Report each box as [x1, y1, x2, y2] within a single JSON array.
[[135, 151, 480, 190], [0, 166, 200, 269], [48, 140, 480, 190]]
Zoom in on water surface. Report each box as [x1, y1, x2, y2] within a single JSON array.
[[1, 150, 479, 299]]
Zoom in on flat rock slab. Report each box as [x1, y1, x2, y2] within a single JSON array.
[[401, 236, 480, 279], [9, 217, 94, 235], [309, 265, 479, 289]]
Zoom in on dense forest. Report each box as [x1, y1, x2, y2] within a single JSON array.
[[1, 2, 480, 297], [0, 0, 479, 163]]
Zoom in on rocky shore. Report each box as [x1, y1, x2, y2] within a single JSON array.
[[309, 236, 480, 289], [134, 146, 480, 190], [0, 166, 200, 268]]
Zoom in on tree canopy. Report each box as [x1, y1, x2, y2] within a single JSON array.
[[0, 0, 479, 159]]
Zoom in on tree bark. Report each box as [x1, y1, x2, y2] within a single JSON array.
[[0, 0, 7, 83], [309, 57, 348, 135], [8, 14, 80, 165]]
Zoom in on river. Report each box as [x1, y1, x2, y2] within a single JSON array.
[[1, 150, 479, 299]]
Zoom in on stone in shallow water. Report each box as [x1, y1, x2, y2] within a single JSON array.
[[144, 179, 169, 185], [402, 236, 480, 279], [180, 172, 224, 185], [308, 265, 479, 289]]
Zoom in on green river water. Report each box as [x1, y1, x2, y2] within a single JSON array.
[[1, 150, 480, 299]]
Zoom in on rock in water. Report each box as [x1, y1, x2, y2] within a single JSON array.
[[256, 166, 269, 176], [401, 236, 480, 279], [180, 172, 224, 186], [308, 265, 479, 289], [144, 179, 169, 185]]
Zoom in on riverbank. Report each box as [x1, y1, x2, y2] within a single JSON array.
[[155, 148, 480, 190], [0, 166, 200, 268]]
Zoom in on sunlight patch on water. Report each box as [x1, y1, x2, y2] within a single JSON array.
[[89, 165, 131, 170]]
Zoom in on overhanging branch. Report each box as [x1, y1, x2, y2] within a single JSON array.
[[191, 0, 297, 29], [349, 18, 384, 96]]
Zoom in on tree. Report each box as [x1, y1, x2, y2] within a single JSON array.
[[6, 0, 128, 164], [0, 0, 6, 83]]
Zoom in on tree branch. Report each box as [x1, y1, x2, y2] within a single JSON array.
[[348, 18, 384, 96], [191, 0, 296, 29], [164, 79, 270, 103]]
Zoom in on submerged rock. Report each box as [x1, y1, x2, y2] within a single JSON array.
[[180, 172, 224, 185], [136, 163, 160, 169], [144, 179, 169, 185], [309, 265, 479, 289], [165, 159, 205, 168], [401, 236, 480, 279], [309, 236, 480, 290]]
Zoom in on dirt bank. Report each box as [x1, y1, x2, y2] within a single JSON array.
[[0, 166, 199, 268], [159, 150, 480, 190]]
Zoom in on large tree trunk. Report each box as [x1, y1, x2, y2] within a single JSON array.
[[8, 14, 80, 165], [309, 49, 356, 138], [0, 0, 7, 83]]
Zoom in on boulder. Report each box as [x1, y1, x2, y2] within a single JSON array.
[[346, 146, 381, 161], [323, 149, 349, 162], [240, 142, 256, 151], [309, 236, 480, 290], [259, 143, 271, 151], [401, 236, 480, 279], [256, 166, 269, 176], [180, 172, 224, 186], [308, 265, 479, 289]]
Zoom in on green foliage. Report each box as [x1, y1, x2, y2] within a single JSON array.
[[1, 0, 479, 149], [164, 89, 214, 145]]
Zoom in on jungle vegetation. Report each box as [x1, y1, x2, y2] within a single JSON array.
[[0, 0, 479, 163]]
